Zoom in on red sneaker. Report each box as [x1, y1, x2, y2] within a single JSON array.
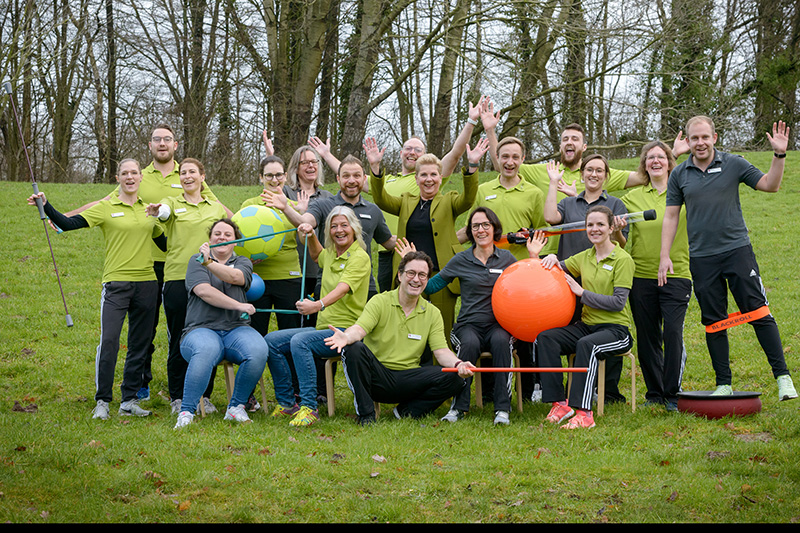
[[545, 402, 575, 424], [560, 409, 595, 429]]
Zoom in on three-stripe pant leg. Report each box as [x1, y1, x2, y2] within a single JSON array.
[[569, 324, 632, 411]]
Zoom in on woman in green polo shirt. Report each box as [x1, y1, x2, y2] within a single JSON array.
[[239, 155, 308, 335], [620, 141, 691, 411], [536, 205, 635, 429], [145, 157, 227, 414], [263, 206, 371, 426], [28, 159, 161, 421]]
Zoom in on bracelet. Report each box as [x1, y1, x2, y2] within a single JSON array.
[[467, 117, 478, 126], [774, 152, 786, 158], [202, 258, 216, 267], [319, 299, 325, 311]]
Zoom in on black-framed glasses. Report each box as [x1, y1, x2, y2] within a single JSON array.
[[262, 172, 285, 181], [470, 222, 492, 231]]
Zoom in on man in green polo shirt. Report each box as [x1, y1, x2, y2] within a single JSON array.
[[324, 250, 476, 425]]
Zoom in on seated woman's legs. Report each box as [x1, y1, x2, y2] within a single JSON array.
[[219, 326, 269, 409], [289, 327, 341, 411], [264, 327, 315, 408], [180, 328, 225, 415]]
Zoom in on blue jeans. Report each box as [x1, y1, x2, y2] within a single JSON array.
[[264, 327, 341, 410], [180, 326, 268, 415]]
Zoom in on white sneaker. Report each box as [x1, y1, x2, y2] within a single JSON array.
[[440, 409, 465, 422], [92, 400, 110, 420], [174, 411, 194, 429], [493, 410, 510, 426], [223, 404, 251, 423], [119, 399, 151, 417], [199, 397, 217, 414], [170, 399, 182, 415]]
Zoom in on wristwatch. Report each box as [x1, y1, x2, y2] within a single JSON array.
[[774, 152, 786, 158]]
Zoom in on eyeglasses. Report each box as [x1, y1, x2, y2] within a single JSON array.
[[584, 168, 606, 175], [262, 172, 285, 181], [400, 269, 428, 281], [402, 146, 424, 154], [470, 222, 492, 231], [151, 136, 173, 143], [299, 159, 318, 166]]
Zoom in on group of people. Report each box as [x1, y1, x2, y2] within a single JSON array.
[[27, 102, 798, 430]]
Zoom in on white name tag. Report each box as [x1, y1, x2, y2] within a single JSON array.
[[339, 263, 346, 269], [290, 271, 301, 276], [175, 208, 187, 214], [111, 212, 124, 218], [359, 213, 372, 219], [387, 178, 397, 183], [489, 268, 503, 274], [708, 167, 722, 173], [603, 264, 614, 271], [408, 333, 422, 341], [171, 183, 182, 188], [485, 194, 497, 200]]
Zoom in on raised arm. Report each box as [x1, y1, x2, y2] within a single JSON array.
[[440, 96, 486, 177], [309, 136, 342, 175], [481, 97, 502, 173], [544, 160, 565, 225], [756, 121, 789, 192]]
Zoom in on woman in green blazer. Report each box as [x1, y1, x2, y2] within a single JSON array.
[[368, 138, 488, 345]]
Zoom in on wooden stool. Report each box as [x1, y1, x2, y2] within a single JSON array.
[[198, 360, 268, 417], [567, 351, 636, 416], [473, 350, 524, 412]]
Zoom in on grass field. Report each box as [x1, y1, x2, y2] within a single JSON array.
[[1, 152, 798, 523]]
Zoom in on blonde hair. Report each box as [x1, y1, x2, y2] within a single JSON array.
[[414, 153, 442, 174]]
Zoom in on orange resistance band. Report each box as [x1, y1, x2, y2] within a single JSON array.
[[705, 306, 771, 333]]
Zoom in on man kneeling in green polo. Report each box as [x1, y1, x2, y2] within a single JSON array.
[[325, 250, 477, 425]]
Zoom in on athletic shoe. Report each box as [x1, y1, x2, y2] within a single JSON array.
[[119, 400, 151, 417], [224, 404, 252, 423], [545, 402, 574, 424], [357, 413, 376, 426], [246, 394, 261, 412], [665, 400, 679, 412], [530, 384, 543, 403], [560, 409, 595, 429], [170, 399, 182, 415], [777, 375, 798, 401], [289, 406, 319, 426], [199, 397, 217, 414], [92, 400, 110, 420], [710, 384, 733, 396], [174, 411, 194, 429], [136, 387, 150, 402], [271, 403, 300, 418], [441, 409, 466, 423], [493, 411, 510, 426]]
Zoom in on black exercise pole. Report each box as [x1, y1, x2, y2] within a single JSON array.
[[4, 80, 73, 327]]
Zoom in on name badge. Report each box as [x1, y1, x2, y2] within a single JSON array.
[[489, 268, 503, 274], [603, 264, 614, 271], [408, 333, 422, 341], [290, 271, 301, 276], [171, 183, 182, 188], [485, 194, 497, 200], [339, 263, 346, 269], [111, 212, 124, 218], [708, 167, 722, 173], [175, 208, 187, 214], [387, 178, 397, 183], [359, 213, 372, 219]]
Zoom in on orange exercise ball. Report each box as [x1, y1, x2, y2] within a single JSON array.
[[492, 258, 575, 342]]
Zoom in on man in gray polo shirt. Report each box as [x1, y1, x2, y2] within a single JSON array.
[[267, 154, 395, 298], [659, 115, 797, 401]]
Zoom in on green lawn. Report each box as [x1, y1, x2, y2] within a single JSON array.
[[0, 151, 798, 523]]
